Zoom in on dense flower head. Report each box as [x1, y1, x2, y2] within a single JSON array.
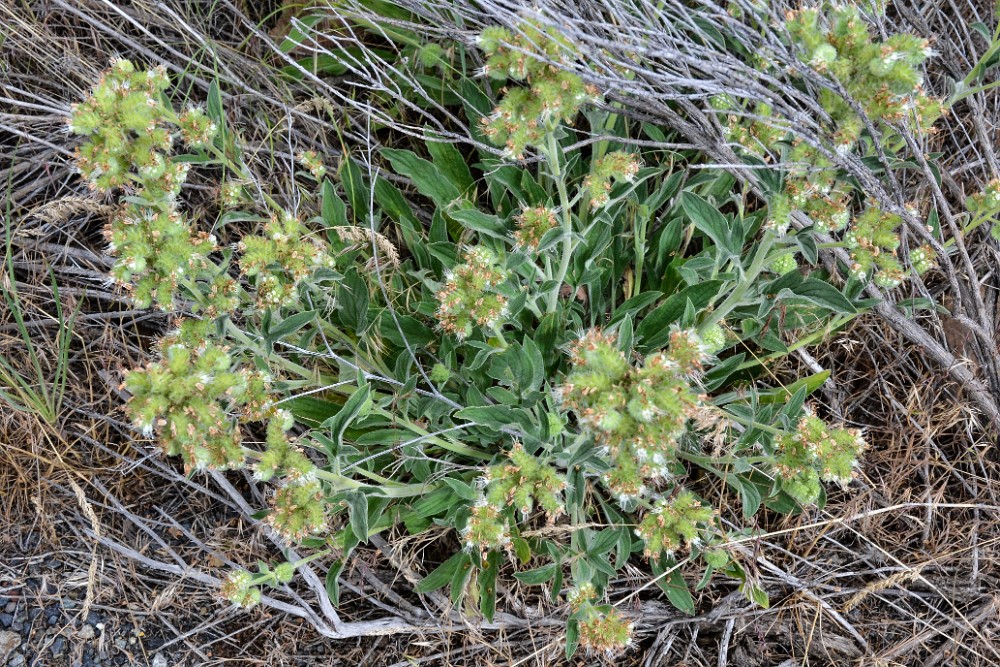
[[559, 328, 707, 504], [477, 21, 598, 158], [967, 178, 1000, 214], [577, 607, 634, 656], [965, 180, 1000, 242], [69, 59, 172, 191], [785, 6, 939, 125], [253, 412, 316, 483], [461, 501, 511, 557], [70, 60, 230, 311], [483, 443, 566, 520], [584, 152, 641, 210], [296, 150, 327, 179], [908, 244, 936, 275], [220, 180, 247, 210], [435, 246, 510, 340], [567, 582, 597, 611], [774, 414, 867, 505], [105, 204, 216, 309], [177, 106, 218, 149], [220, 569, 261, 608], [125, 336, 260, 473], [769, 252, 798, 276], [513, 206, 558, 250], [845, 206, 905, 285], [636, 489, 717, 559], [267, 479, 327, 542], [239, 210, 334, 308]]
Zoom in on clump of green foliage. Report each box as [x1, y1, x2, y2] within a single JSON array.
[[715, 5, 941, 288], [74, 9, 885, 654]]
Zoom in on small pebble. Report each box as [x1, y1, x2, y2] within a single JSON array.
[[78, 624, 96, 640], [0, 613, 12, 628], [4, 603, 15, 614], [152, 652, 168, 667], [0, 631, 21, 662], [9, 654, 25, 667], [51, 637, 65, 656], [47, 614, 59, 625]]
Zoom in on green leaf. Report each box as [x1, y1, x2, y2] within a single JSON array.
[[340, 156, 370, 221], [442, 477, 477, 501], [338, 268, 369, 333], [565, 619, 580, 659], [345, 490, 369, 543], [449, 208, 508, 241], [322, 179, 349, 229], [783, 278, 857, 314], [450, 553, 474, 605], [680, 191, 739, 257], [383, 148, 461, 209], [325, 558, 345, 605], [426, 138, 475, 195], [742, 580, 770, 609], [320, 384, 372, 451], [588, 529, 620, 557], [512, 537, 532, 565], [730, 474, 763, 519], [513, 562, 557, 585], [757, 371, 830, 404], [479, 551, 500, 621], [455, 405, 517, 431], [267, 310, 316, 344], [206, 80, 225, 128], [651, 560, 695, 615], [416, 551, 469, 593], [608, 291, 664, 327]]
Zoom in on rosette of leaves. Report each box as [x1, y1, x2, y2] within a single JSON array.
[[75, 30, 877, 659]]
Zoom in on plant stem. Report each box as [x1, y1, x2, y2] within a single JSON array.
[[545, 131, 576, 312], [699, 230, 777, 333]]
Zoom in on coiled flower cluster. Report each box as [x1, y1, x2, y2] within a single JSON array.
[[220, 570, 261, 609], [252, 410, 317, 483], [558, 329, 708, 504], [512, 206, 558, 251], [267, 479, 328, 542], [435, 246, 509, 340], [70, 59, 227, 310], [105, 206, 216, 310], [482, 443, 566, 521], [584, 151, 642, 210], [576, 607, 634, 657], [635, 489, 717, 559], [773, 414, 867, 505], [461, 501, 510, 557], [477, 21, 597, 158], [296, 150, 327, 179], [124, 323, 268, 473], [69, 59, 173, 192], [238, 210, 334, 308]]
